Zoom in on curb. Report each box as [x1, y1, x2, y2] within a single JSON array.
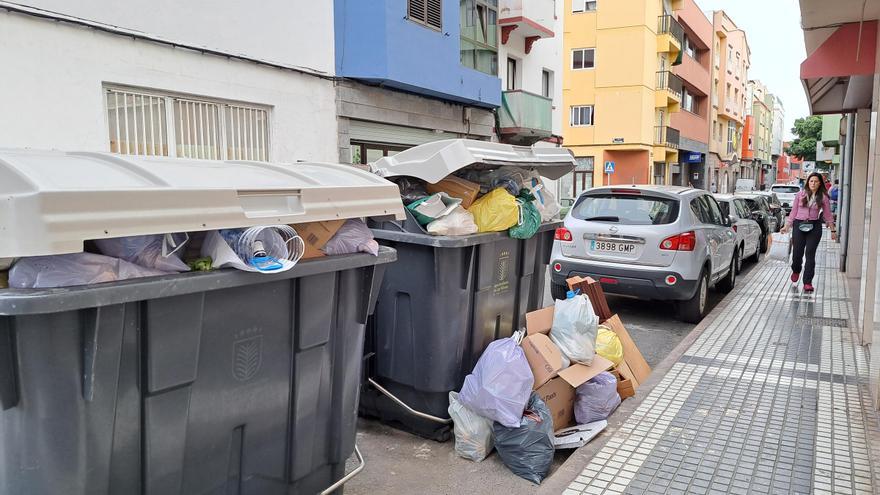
[[537, 261, 762, 494]]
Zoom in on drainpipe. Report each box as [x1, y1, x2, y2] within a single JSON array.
[[839, 112, 856, 270]]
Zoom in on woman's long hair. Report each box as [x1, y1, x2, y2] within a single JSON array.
[[802, 172, 828, 207]]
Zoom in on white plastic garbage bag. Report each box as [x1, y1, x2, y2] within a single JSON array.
[[769, 232, 791, 261], [448, 391, 494, 462], [459, 338, 534, 428], [426, 206, 479, 236], [95, 234, 190, 272], [550, 292, 599, 365], [9, 252, 168, 288], [322, 219, 380, 256]]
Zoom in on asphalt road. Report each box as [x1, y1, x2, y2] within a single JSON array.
[[344, 261, 757, 494]]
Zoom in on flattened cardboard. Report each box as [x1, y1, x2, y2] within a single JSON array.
[[525, 306, 555, 335], [536, 377, 575, 430], [521, 333, 564, 388], [604, 315, 651, 385], [293, 220, 345, 260], [611, 368, 636, 399], [426, 176, 481, 209], [557, 355, 614, 388]]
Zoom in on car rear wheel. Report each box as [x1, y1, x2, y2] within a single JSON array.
[[551, 281, 568, 301], [735, 245, 743, 274], [748, 240, 761, 262], [759, 231, 769, 253], [678, 270, 709, 324]]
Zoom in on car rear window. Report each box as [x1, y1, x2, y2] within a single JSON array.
[[772, 186, 800, 194], [572, 193, 680, 225]]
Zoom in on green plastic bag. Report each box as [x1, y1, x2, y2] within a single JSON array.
[[509, 190, 542, 239]]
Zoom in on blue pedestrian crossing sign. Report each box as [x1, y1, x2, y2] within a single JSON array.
[[604, 161, 615, 174]]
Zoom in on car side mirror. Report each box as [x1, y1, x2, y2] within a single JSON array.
[[726, 215, 735, 227]]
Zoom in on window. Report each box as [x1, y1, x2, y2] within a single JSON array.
[[506, 58, 517, 90], [570, 105, 594, 126], [682, 88, 695, 113], [460, 0, 498, 75], [408, 0, 442, 30], [572, 48, 595, 70], [542, 70, 552, 98], [683, 34, 696, 59], [351, 142, 408, 165], [712, 79, 719, 107], [703, 196, 725, 225], [573, 193, 680, 225], [726, 83, 732, 107], [653, 162, 666, 185], [714, 40, 720, 67], [106, 87, 269, 161], [572, 0, 597, 12], [727, 120, 736, 154]]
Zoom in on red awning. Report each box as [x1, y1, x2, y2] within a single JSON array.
[[800, 21, 877, 114]]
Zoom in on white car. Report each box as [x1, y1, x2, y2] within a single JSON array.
[[770, 183, 801, 213], [714, 194, 762, 273]]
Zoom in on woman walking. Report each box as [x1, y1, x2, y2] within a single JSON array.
[[780, 173, 836, 293]]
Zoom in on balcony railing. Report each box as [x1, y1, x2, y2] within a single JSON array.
[[498, 90, 553, 144], [657, 15, 684, 46], [656, 70, 683, 100], [654, 126, 680, 149]]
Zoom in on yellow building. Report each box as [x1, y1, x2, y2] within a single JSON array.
[[562, 0, 684, 190]]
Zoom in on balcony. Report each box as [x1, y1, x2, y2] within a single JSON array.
[[654, 126, 680, 159], [498, 90, 553, 145], [499, 0, 555, 53], [657, 15, 683, 57], [655, 70, 683, 110]]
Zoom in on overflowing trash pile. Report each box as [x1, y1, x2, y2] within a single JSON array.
[[2, 219, 379, 289], [448, 276, 652, 484], [391, 165, 561, 238]]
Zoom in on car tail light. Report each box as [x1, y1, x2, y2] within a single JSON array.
[[732, 225, 738, 232], [611, 188, 641, 195], [599, 277, 618, 284], [553, 263, 562, 272], [555, 227, 573, 242], [660, 231, 697, 251]]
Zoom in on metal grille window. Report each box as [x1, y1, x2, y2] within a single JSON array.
[[408, 0, 442, 30], [106, 90, 168, 156], [106, 87, 270, 161]]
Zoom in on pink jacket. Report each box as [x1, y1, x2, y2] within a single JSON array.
[[788, 190, 833, 225]]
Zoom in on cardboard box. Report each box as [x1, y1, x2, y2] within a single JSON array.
[[566, 276, 613, 322], [292, 220, 345, 260], [426, 176, 481, 209], [522, 305, 614, 430], [603, 314, 651, 389]]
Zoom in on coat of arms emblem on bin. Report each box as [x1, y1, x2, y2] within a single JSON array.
[[232, 329, 263, 382]]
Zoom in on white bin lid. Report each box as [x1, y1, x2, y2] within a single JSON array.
[[0, 149, 405, 258], [370, 139, 577, 184]]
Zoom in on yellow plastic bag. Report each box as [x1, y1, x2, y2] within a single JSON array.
[[595, 326, 624, 366], [468, 188, 520, 233]]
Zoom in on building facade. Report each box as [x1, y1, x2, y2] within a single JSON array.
[[670, 0, 713, 188], [0, 1, 339, 163], [741, 80, 772, 186], [562, 0, 684, 187], [334, 0, 502, 165], [707, 10, 750, 193]]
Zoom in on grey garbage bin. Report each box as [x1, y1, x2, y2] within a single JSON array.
[[0, 149, 407, 495], [358, 140, 575, 441]]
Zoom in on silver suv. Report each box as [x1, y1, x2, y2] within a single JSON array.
[[550, 185, 737, 323]]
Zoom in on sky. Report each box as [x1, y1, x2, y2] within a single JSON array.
[[695, 0, 807, 139]]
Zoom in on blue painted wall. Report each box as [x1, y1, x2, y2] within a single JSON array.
[[334, 0, 501, 108]]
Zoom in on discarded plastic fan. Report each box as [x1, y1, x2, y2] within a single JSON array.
[[219, 225, 305, 272]]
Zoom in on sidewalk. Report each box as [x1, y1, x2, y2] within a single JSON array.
[[548, 236, 880, 495]]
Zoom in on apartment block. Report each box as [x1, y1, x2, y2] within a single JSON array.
[[562, 0, 684, 187]]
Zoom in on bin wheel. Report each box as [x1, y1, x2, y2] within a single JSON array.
[[551, 281, 569, 301]]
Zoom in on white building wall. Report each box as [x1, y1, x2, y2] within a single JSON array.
[[771, 97, 785, 156], [11, 0, 334, 74], [0, 7, 338, 163]]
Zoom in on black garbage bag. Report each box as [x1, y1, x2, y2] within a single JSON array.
[[392, 177, 429, 205], [492, 392, 555, 484]]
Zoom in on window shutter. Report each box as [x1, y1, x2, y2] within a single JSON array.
[[426, 0, 442, 29], [408, 0, 426, 23]]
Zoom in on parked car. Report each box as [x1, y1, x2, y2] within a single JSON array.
[[736, 193, 774, 252], [714, 194, 762, 273], [735, 178, 756, 192], [753, 191, 786, 232], [551, 185, 737, 323], [770, 183, 801, 213]]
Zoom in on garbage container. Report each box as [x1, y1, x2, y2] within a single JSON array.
[[359, 140, 576, 441], [0, 149, 406, 495]]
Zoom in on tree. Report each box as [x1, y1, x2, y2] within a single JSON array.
[[788, 116, 822, 161]]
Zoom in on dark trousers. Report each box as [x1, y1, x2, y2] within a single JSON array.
[[791, 220, 823, 284]]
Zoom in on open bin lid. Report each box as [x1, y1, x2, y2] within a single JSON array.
[[0, 149, 405, 258], [370, 139, 577, 184]]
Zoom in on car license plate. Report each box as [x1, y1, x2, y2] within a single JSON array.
[[590, 240, 636, 254]]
